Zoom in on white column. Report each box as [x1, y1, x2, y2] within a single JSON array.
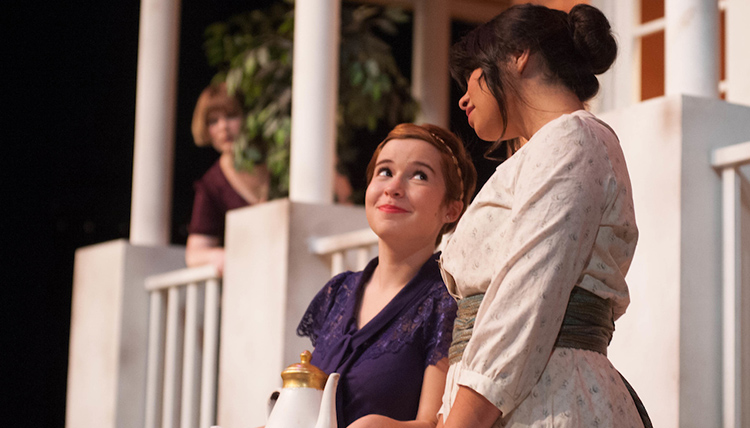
[[130, 0, 181, 246], [288, 0, 340, 204], [665, 0, 719, 98], [590, 0, 626, 112], [412, 0, 450, 127], [726, 0, 750, 105]]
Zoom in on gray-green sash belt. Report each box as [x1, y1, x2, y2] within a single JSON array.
[[448, 287, 652, 427]]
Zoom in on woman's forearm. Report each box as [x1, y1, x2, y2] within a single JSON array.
[[347, 414, 436, 428], [442, 386, 501, 428], [347, 361, 450, 428]]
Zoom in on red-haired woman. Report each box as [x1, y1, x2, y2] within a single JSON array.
[[298, 123, 477, 428], [186, 83, 270, 274]]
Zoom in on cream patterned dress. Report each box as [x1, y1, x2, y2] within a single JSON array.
[[439, 110, 643, 427]]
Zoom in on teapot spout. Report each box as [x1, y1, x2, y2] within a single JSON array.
[[314, 373, 339, 428]]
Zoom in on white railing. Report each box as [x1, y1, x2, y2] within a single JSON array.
[[712, 140, 750, 428], [143, 265, 222, 428], [309, 228, 378, 276], [136, 228, 375, 428]]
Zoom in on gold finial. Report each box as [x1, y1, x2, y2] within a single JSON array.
[[280, 350, 328, 390]]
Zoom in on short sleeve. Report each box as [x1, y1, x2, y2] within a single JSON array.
[[297, 272, 351, 347]]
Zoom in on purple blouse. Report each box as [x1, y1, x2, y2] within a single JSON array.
[[188, 160, 249, 240], [297, 253, 456, 428]]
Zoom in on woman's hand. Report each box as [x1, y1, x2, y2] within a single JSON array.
[[185, 234, 225, 275], [347, 414, 397, 428]]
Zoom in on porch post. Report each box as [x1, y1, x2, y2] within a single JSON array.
[[590, 0, 635, 113], [129, 0, 181, 246], [412, 0, 450, 127], [288, 0, 341, 204], [665, 0, 719, 98], [726, 0, 750, 105]]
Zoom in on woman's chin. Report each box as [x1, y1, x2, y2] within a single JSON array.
[[475, 128, 503, 142]]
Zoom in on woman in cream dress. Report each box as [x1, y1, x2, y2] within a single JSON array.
[[437, 4, 649, 427]]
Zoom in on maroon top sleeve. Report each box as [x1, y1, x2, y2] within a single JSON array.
[[188, 161, 249, 241]]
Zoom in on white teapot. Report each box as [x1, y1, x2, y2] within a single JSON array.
[[266, 350, 339, 428]]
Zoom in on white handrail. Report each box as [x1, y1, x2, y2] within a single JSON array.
[[144, 265, 222, 428], [309, 228, 378, 276], [712, 141, 750, 170], [308, 228, 378, 254], [146, 265, 219, 291]]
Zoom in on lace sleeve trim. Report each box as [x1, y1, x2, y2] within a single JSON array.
[[296, 271, 355, 347]]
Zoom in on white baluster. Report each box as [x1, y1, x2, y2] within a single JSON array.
[[721, 167, 741, 428], [201, 278, 221, 428], [356, 247, 370, 271], [145, 291, 166, 428], [163, 287, 183, 428], [181, 283, 200, 428], [331, 251, 344, 276]]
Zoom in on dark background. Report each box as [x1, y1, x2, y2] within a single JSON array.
[[2, 1, 495, 425]]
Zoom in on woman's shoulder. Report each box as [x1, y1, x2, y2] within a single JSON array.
[[534, 110, 615, 150], [302, 270, 361, 320], [297, 269, 364, 342], [415, 253, 449, 288], [422, 270, 454, 301], [519, 110, 618, 173], [194, 160, 251, 211], [193, 160, 228, 195], [320, 269, 363, 298], [196, 160, 224, 185], [415, 254, 457, 310]]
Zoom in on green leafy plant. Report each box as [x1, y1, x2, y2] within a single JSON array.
[[204, 1, 418, 198]]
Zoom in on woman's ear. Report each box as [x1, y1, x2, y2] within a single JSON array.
[[513, 49, 531, 75], [444, 200, 464, 224]]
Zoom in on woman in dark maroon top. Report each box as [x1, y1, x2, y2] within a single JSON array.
[[186, 83, 270, 274], [187, 84, 356, 274]]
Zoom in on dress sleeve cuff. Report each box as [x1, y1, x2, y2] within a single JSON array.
[[457, 366, 516, 416]]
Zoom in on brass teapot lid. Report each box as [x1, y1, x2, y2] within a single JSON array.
[[281, 350, 328, 390]]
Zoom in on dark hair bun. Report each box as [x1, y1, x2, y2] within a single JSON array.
[[568, 4, 617, 75]]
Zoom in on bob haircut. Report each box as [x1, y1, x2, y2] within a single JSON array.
[[366, 123, 477, 246], [191, 82, 244, 147]]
